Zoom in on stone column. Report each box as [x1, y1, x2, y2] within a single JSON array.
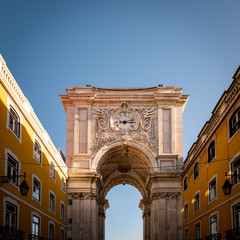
[[97, 199, 109, 240], [151, 193, 167, 240], [140, 198, 151, 240], [70, 191, 98, 240]]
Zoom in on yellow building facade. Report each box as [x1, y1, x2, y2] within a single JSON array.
[[182, 67, 240, 240], [0, 55, 68, 240]]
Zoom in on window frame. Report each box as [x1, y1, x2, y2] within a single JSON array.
[[229, 107, 240, 138], [60, 202, 65, 220], [194, 191, 200, 213], [32, 175, 41, 203], [49, 191, 56, 213], [32, 213, 41, 237], [5, 201, 18, 229], [48, 221, 55, 240], [33, 139, 42, 164], [209, 213, 218, 235], [193, 161, 199, 180], [231, 156, 240, 186], [7, 105, 21, 140], [184, 202, 189, 219], [209, 177, 217, 202], [50, 161, 56, 181], [184, 176, 188, 191], [232, 202, 240, 231], [195, 222, 201, 240], [3, 197, 19, 230], [5, 149, 20, 188], [60, 227, 65, 240], [207, 140, 216, 164], [184, 228, 189, 240], [61, 176, 66, 193]]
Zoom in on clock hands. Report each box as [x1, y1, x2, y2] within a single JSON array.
[[119, 119, 135, 124]]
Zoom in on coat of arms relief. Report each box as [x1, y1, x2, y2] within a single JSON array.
[[93, 102, 158, 153]]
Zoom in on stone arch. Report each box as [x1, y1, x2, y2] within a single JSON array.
[[102, 174, 147, 199], [91, 140, 157, 172]]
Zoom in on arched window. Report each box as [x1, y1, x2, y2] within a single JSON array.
[[9, 106, 20, 138], [229, 107, 240, 138], [34, 140, 42, 163]]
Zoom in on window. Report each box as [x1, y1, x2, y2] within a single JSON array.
[[184, 202, 188, 219], [61, 202, 65, 219], [231, 156, 240, 185], [49, 223, 55, 240], [210, 215, 218, 235], [34, 140, 42, 163], [68, 199, 72, 206], [68, 218, 72, 225], [194, 162, 199, 180], [195, 222, 200, 240], [229, 107, 240, 138], [184, 228, 189, 240], [50, 162, 56, 180], [5, 201, 17, 229], [61, 177, 66, 192], [49, 192, 55, 213], [209, 178, 217, 201], [233, 203, 240, 236], [32, 215, 40, 237], [194, 192, 200, 212], [60, 228, 65, 240], [33, 178, 41, 202], [184, 177, 188, 191], [208, 140, 215, 163], [8, 106, 20, 138], [7, 153, 19, 186]]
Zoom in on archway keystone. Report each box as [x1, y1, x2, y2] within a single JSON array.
[[60, 86, 188, 240]]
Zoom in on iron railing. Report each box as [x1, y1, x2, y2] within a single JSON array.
[[0, 226, 25, 240], [205, 233, 221, 240], [226, 227, 240, 240], [29, 234, 45, 240]]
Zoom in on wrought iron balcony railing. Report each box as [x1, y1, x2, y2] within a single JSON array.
[[205, 233, 221, 240], [29, 234, 45, 240], [226, 227, 240, 240], [0, 226, 25, 240]]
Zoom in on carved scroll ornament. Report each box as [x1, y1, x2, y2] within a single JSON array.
[[93, 102, 157, 153]]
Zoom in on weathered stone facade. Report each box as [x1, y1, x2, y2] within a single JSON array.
[[60, 86, 188, 240]]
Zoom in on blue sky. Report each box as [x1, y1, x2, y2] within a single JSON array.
[[1, 1, 240, 239]]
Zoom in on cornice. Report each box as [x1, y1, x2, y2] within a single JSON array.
[[60, 85, 189, 110], [0, 54, 68, 177], [182, 67, 240, 176]]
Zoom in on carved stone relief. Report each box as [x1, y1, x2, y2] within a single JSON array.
[[93, 102, 158, 153]]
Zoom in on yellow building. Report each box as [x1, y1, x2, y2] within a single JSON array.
[[182, 67, 240, 240], [0, 55, 68, 239]]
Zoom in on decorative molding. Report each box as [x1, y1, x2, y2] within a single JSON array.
[[0, 55, 67, 177], [70, 192, 97, 200], [184, 72, 240, 174], [151, 192, 180, 200]]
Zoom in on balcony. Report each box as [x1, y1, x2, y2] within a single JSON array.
[[0, 226, 25, 240], [29, 234, 45, 240], [226, 227, 240, 240], [205, 233, 221, 240]]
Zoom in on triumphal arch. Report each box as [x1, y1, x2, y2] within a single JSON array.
[[60, 85, 188, 240]]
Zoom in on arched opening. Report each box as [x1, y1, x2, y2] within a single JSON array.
[[96, 142, 152, 240], [105, 184, 143, 240]]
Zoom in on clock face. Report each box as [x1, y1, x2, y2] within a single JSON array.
[[110, 111, 139, 132]]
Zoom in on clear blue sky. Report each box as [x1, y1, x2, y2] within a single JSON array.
[[1, 1, 240, 239]]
